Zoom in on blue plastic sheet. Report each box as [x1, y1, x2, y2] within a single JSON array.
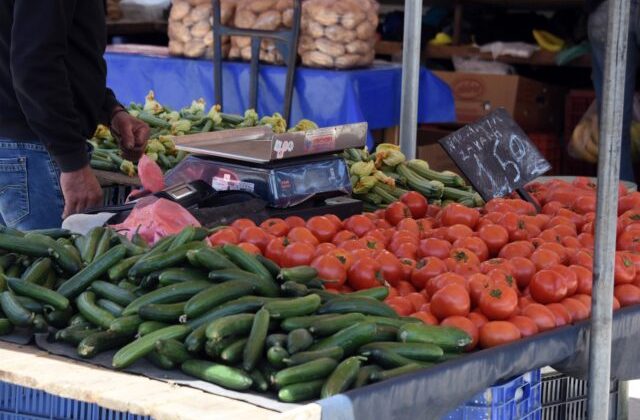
[[104, 53, 455, 148]]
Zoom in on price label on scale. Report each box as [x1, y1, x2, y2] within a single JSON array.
[[438, 108, 551, 204]]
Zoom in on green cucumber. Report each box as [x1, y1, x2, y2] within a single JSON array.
[[0, 233, 50, 257], [186, 324, 207, 353], [205, 313, 254, 341], [184, 280, 255, 319], [167, 226, 196, 251], [267, 346, 289, 368], [359, 346, 427, 368], [76, 292, 115, 329], [93, 229, 113, 260], [266, 333, 288, 348], [108, 255, 143, 281], [16, 296, 43, 314], [128, 242, 204, 278], [283, 347, 344, 366], [318, 296, 398, 318], [7, 277, 69, 310], [113, 325, 191, 369], [280, 281, 310, 297], [359, 342, 444, 362], [347, 287, 389, 301], [243, 308, 269, 371], [78, 330, 133, 359], [137, 320, 169, 336], [273, 357, 338, 388], [81, 227, 104, 264], [55, 325, 99, 345], [255, 255, 280, 278], [208, 269, 279, 297], [158, 268, 208, 285], [0, 291, 34, 327], [222, 244, 274, 283], [21, 258, 52, 284], [90, 281, 137, 307], [155, 339, 192, 364], [69, 313, 91, 328], [220, 337, 248, 364], [122, 281, 210, 316], [109, 315, 143, 335], [43, 305, 73, 328], [186, 248, 237, 271], [63, 244, 83, 270], [373, 324, 399, 342], [264, 294, 321, 319], [204, 336, 236, 359], [309, 313, 366, 336], [249, 369, 269, 392], [42, 271, 57, 290], [139, 302, 185, 323], [287, 328, 313, 354], [25, 233, 80, 274], [32, 313, 48, 332], [96, 299, 124, 317], [277, 266, 318, 284], [370, 364, 424, 382], [181, 360, 253, 391], [321, 356, 363, 397], [363, 316, 421, 329], [310, 322, 378, 355], [398, 323, 472, 352], [278, 380, 324, 403], [146, 350, 176, 370], [26, 228, 71, 239], [280, 314, 337, 332], [187, 296, 274, 330], [353, 365, 382, 388], [56, 245, 127, 299]]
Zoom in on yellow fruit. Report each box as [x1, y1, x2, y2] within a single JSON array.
[[533, 30, 565, 53], [429, 32, 452, 46]]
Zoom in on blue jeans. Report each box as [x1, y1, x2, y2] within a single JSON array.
[[588, 0, 639, 182], [0, 139, 65, 230]]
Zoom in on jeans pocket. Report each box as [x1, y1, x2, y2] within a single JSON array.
[[0, 157, 29, 227]]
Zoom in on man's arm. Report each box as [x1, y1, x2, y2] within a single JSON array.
[[105, 87, 150, 162]]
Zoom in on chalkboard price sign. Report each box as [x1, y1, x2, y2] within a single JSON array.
[[438, 108, 551, 202]]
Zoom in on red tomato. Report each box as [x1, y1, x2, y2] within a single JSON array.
[[441, 204, 480, 228], [521, 303, 556, 332], [449, 248, 480, 266], [393, 242, 419, 260], [396, 280, 417, 296], [361, 235, 385, 252], [326, 248, 354, 271], [389, 230, 419, 250], [618, 192, 640, 215], [561, 298, 589, 322], [617, 230, 640, 252], [239, 227, 271, 252], [281, 242, 316, 267], [441, 316, 479, 350], [529, 269, 568, 304], [259, 218, 289, 237], [478, 286, 518, 320], [264, 237, 289, 264], [574, 195, 597, 215], [499, 241, 535, 259], [573, 294, 592, 313], [614, 284, 640, 307], [400, 191, 429, 219], [446, 224, 474, 243], [306, 216, 338, 243], [454, 236, 489, 262], [284, 216, 306, 229], [509, 257, 537, 289], [519, 296, 536, 309], [287, 227, 319, 246], [479, 321, 521, 348], [347, 257, 384, 290], [571, 249, 594, 268], [614, 253, 637, 284], [427, 272, 467, 297], [350, 248, 375, 261], [323, 214, 343, 231], [480, 258, 514, 275], [208, 228, 239, 246], [467, 273, 493, 306], [571, 264, 593, 296], [478, 224, 510, 257], [385, 296, 414, 316], [485, 269, 517, 291], [468, 311, 489, 330], [418, 238, 451, 259], [530, 248, 562, 271], [411, 311, 439, 325], [396, 218, 421, 236], [311, 254, 347, 289], [377, 250, 405, 286], [231, 218, 256, 231], [546, 303, 573, 326], [405, 292, 428, 312], [313, 242, 337, 258], [399, 258, 417, 281], [537, 242, 569, 265], [340, 239, 365, 252], [237, 242, 261, 255], [430, 284, 471, 320], [508, 315, 539, 338], [332, 230, 358, 245], [343, 215, 375, 237], [385, 202, 412, 226], [550, 264, 578, 297], [410, 257, 447, 289]]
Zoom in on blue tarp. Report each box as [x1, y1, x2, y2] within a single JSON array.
[[105, 53, 455, 147]]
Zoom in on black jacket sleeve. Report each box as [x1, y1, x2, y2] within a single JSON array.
[[10, 0, 89, 172], [104, 87, 123, 124]]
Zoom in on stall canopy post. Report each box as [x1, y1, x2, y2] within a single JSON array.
[[587, 0, 630, 418], [398, 0, 423, 159]]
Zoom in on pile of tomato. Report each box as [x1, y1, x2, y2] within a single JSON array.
[[208, 177, 640, 351]]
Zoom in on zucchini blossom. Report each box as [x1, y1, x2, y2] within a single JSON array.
[[120, 160, 136, 177], [93, 124, 112, 141], [407, 159, 430, 171], [146, 139, 166, 155], [288, 119, 319, 132], [143, 91, 164, 115], [207, 104, 223, 126], [260, 112, 287, 134], [350, 161, 375, 177], [158, 136, 176, 154], [374, 170, 396, 187], [171, 119, 192, 135], [187, 98, 206, 114], [353, 176, 377, 194], [239, 109, 259, 128], [145, 152, 159, 161]]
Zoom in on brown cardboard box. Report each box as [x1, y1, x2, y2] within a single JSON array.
[[417, 124, 467, 180], [433, 71, 565, 131]]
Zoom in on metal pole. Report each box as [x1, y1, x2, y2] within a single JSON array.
[[398, 0, 422, 159], [587, 0, 630, 418]]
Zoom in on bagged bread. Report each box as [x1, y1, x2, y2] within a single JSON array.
[[299, 0, 378, 69], [168, 0, 235, 59], [230, 0, 293, 64]]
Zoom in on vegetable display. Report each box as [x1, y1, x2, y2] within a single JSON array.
[[0, 225, 469, 403], [344, 144, 484, 210], [90, 91, 318, 176]]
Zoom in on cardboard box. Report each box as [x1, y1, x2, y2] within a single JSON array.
[[417, 124, 467, 179], [433, 71, 565, 131]]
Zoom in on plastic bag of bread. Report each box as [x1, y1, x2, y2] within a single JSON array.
[[229, 0, 293, 64], [299, 0, 379, 69], [168, 0, 236, 59]]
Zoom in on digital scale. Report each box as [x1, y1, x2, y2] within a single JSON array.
[[92, 123, 367, 227]]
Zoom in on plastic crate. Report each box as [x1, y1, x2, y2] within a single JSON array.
[[102, 185, 132, 207], [541, 371, 618, 420], [444, 370, 542, 420], [0, 380, 151, 420]]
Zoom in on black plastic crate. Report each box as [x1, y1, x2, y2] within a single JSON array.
[[541, 371, 618, 420]]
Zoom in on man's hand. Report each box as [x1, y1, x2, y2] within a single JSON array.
[[60, 165, 103, 218], [111, 108, 150, 162]]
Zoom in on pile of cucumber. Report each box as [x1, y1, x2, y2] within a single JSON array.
[[0, 225, 471, 403]]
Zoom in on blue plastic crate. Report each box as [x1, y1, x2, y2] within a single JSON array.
[[443, 370, 542, 420], [0, 380, 151, 420]]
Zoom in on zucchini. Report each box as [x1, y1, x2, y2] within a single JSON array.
[[21, 258, 52, 284], [398, 323, 472, 352], [122, 280, 210, 316], [278, 380, 324, 403], [0, 291, 34, 327], [321, 356, 363, 398], [263, 294, 322, 319], [309, 313, 366, 336], [107, 255, 143, 281], [278, 266, 318, 284], [109, 315, 143, 335], [56, 245, 127, 299], [396, 163, 445, 198], [184, 280, 255, 319], [369, 364, 424, 382], [266, 333, 288, 348], [128, 242, 204, 278], [243, 308, 269, 371], [359, 342, 444, 362], [181, 360, 253, 391], [272, 357, 338, 388], [205, 313, 254, 341], [77, 330, 133, 359], [139, 302, 185, 323], [158, 268, 208, 285], [280, 314, 337, 332], [0, 233, 50, 257], [208, 269, 279, 297], [56, 325, 99, 345], [353, 365, 383, 388], [222, 245, 274, 283], [310, 322, 378, 356], [7, 277, 69, 310], [267, 346, 289, 368], [317, 296, 398, 318], [137, 320, 169, 337], [113, 325, 191, 369], [186, 248, 237, 271], [96, 299, 124, 317], [76, 291, 115, 329], [155, 339, 192, 364], [283, 347, 344, 366], [407, 159, 465, 188], [146, 350, 176, 370], [287, 329, 313, 354], [220, 337, 248, 364], [91, 281, 137, 306]]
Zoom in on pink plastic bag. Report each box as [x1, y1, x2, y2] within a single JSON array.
[[111, 197, 200, 245], [138, 155, 166, 193]]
